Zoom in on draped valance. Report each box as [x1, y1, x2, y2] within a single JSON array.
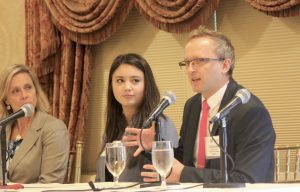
[[245, 0, 300, 17], [41, 0, 220, 45], [43, 0, 134, 45], [134, 0, 220, 33]]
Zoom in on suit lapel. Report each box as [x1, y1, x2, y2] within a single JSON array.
[[210, 79, 240, 136], [189, 95, 202, 145], [184, 94, 202, 165], [8, 111, 44, 175]]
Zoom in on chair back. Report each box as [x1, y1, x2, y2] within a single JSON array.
[[65, 141, 84, 183], [74, 141, 84, 183], [274, 145, 300, 183]]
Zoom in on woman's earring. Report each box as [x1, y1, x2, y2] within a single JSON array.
[[6, 104, 11, 111]]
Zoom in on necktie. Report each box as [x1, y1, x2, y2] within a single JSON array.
[[197, 100, 210, 168]]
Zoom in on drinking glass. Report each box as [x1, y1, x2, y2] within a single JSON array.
[[152, 141, 174, 188], [105, 141, 126, 185]]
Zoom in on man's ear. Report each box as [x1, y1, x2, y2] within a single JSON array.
[[222, 59, 232, 73]]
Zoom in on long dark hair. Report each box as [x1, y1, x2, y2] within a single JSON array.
[[105, 53, 160, 144]]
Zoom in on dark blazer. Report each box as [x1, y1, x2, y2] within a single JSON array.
[[174, 78, 275, 183]]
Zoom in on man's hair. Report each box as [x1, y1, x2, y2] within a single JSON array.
[[188, 26, 235, 76]]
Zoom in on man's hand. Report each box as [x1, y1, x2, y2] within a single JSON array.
[[141, 164, 160, 183], [141, 158, 184, 183], [122, 122, 156, 157], [166, 158, 184, 183]]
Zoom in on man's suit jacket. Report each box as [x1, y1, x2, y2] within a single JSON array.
[[1, 111, 69, 183], [174, 78, 275, 183]]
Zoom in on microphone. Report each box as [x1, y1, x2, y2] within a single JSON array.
[[143, 91, 176, 128], [0, 103, 35, 126], [210, 89, 251, 123]]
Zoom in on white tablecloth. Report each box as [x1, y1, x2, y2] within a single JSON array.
[[3, 182, 300, 192]]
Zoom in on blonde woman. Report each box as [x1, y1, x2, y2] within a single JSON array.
[[0, 64, 69, 183]]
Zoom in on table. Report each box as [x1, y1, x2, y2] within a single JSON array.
[[3, 182, 300, 192]]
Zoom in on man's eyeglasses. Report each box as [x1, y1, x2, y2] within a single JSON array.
[[178, 58, 225, 69]]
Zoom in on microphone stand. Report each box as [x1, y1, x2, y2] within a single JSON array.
[[204, 117, 245, 188], [1, 126, 6, 186], [140, 118, 162, 188], [155, 119, 161, 142], [0, 125, 24, 190], [141, 118, 162, 162]]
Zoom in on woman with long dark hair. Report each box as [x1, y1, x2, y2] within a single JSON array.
[[96, 53, 178, 182]]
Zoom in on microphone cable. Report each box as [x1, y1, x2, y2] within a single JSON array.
[[209, 121, 235, 176]]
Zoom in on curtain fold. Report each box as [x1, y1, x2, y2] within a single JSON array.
[[53, 36, 92, 182], [42, 0, 134, 44], [134, 0, 220, 33], [26, 0, 60, 76], [245, 0, 300, 17]]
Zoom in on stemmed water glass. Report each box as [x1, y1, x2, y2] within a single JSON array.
[[152, 141, 174, 188], [105, 141, 126, 186]]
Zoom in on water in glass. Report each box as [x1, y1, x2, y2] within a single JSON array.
[[105, 141, 126, 185], [152, 141, 173, 188]]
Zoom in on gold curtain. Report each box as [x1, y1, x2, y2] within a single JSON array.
[[134, 0, 220, 33], [25, 0, 221, 183], [25, 0, 92, 183], [52, 36, 92, 183], [245, 0, 300, 17]]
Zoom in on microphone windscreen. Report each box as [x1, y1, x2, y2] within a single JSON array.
[[163, 91, 176, 105], [22, 103, 35, 117], [236, 89, 251, 104]]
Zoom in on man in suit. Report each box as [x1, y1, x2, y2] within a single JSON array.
[[124, 27, 275, 183]]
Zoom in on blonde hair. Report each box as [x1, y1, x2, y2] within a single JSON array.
[[0, 64, 49, 117], [188, 26, 235, 76]]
